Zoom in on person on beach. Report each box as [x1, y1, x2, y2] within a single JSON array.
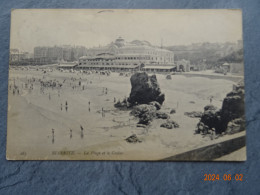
[[80, 125, 84, 139], [52, 128, 55, 144], [70, 129, 72, 139]]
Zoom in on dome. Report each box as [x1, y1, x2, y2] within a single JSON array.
[[115, 37, 125, 47]]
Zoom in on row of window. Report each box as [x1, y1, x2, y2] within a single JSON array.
[[86, 50, 173, 56], [80, 56, 174, 62], [80, 62, 139, 66]]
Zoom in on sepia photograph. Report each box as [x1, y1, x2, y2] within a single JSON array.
[[7, 9, 246, 161]]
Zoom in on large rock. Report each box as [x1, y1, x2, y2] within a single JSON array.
[[128, 72, 165, 105], [221, 85, 245, 124], [196, 83, 245, 135]]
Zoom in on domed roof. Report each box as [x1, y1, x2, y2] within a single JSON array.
[[115, 37, 125, 47], [130, 40, 152, 46]]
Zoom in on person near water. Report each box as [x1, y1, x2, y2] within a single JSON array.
[[52, 128, 55, 144], [80, 125, 84, 138]]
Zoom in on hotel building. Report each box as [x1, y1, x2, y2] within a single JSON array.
[[78, 37, 177, 72]]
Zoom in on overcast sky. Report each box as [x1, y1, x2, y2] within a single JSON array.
[[10, 9, 243, 53]]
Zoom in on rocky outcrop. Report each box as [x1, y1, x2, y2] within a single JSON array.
[[196, 82, 245, 135], [125, 134, 142, 143], [130, 104, 157, 125], [156, 112, 170, 119], [184, 111, 203, 118], [149, 101, 161, 110], [161, 120, 179, 129], [114, 98, 131, 110], [170, 109, 176, 114], [128, 72, 165, 105], [226, 117, 246, 134], [130, 104, 172, 125]]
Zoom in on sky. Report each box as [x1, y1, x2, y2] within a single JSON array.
[[10, 9, 243, 53]]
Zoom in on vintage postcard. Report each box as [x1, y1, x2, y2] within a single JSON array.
[[7, 9, 246, 161]]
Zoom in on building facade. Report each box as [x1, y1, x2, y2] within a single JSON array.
[[78, 37, 175, 71], [10, 49, 33, 65], [34, 45, 86, 63]]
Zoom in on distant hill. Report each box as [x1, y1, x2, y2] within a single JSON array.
[[165, 41, 243, 68], [218, 48, 243, 63]]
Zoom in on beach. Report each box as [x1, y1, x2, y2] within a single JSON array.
[[6, 67, 245, 160]]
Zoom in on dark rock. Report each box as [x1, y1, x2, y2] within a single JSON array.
[[128, 72, 165, 105], [226, 118, 246, 134], [199, 106, 222, 133], [221, 86, 245, 122], [156, 111, 170, 119], [204, 104, 218, 112], [166, 75, 172, 80], [189, 101, 195, 104], [136, 124, 147, 128], [184, 111, 203, 118], [149, 101, 161, 110], [196, 83, 245, 135], [125, 134, 142, 143], [114, 98, 131, 109], [160, 119, 179, 129], [130, 104, 156, 125], [170, 109, 176, 114]]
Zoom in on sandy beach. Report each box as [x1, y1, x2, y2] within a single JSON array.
[[6, 67, 245, 160]]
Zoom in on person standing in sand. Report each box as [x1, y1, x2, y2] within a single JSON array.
[[65, 101, 68, 112], [70, 129, 72, 139], [80, 125, 84, 139], [52, 128, 55, 144]]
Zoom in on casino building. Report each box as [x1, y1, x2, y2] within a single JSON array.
[[78, 37, 177, 72]]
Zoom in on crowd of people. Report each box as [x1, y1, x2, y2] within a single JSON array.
[[9, 66, 118, 144]]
